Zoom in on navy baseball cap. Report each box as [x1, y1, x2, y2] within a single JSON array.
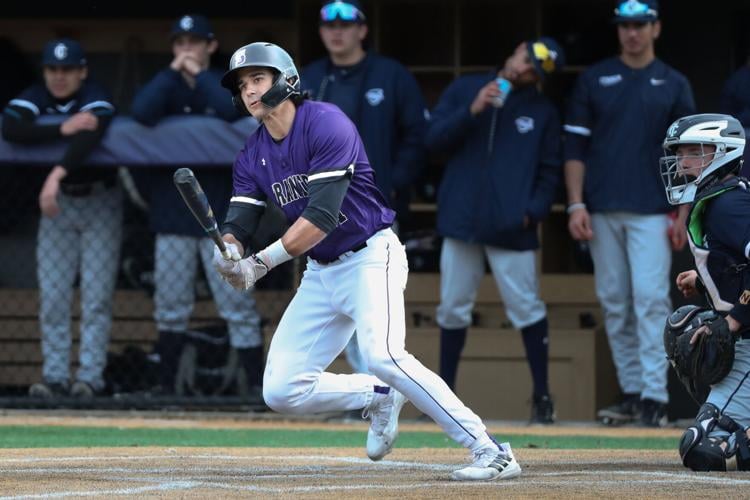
[[320, 1, 366, 24], [527, 37, 565, 79], [170, 14, 215, 40], [613, 0, 659, 23], [42, 39, 86, 67]]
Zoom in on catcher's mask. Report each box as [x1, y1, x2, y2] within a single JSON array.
[[660, 113, 745, 205]]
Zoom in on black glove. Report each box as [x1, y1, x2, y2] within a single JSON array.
[[675, 316, 736, 389]]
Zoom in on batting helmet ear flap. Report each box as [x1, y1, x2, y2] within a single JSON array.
[[232, 94, 250, 116]]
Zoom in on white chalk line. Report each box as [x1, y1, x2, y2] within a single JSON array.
[[1, 454, 749, 499]]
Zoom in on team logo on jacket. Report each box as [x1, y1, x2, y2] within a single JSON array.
[[365, 88, 385, 106], [599, 74, 622, 87], [515, 116, 534, 134], [740, 290, 750, 305]]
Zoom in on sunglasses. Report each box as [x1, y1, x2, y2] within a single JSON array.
[[614, 0, 657, 18], [320, 2, 365, 23]]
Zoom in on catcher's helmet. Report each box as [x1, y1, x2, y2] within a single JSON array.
[[221, 42, 301, 114], [660, 113, 745, 205]]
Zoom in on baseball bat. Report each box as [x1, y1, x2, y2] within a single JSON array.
[[173, 167, 232, 259]]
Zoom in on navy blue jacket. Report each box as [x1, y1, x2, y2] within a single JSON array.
[[300, 52, 427, 217], [564, 57, 695, 214], [131, 67, 240, 236], [719, 65, 750, 178], [689, 178, 750, 326], [2, 80, 116, 186], [425, 73, 561, 250]]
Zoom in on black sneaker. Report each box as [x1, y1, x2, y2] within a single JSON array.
[[530, 394, 555, 424], [640, 398, 667, 427], [70, 381, 97, 399], [28, 381, 69, 398], [597, 393, 641, 425]]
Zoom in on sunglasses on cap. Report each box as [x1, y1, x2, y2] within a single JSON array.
[[320, 1, 365, 23], [531, 42, 557, 74], [614, 0, 657, 19]]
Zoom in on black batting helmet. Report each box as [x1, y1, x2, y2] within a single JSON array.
[[221, 42, 300, 114]]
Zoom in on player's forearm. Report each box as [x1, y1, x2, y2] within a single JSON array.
[[280, 217, 327, 256], [564, 159, 586, 204]]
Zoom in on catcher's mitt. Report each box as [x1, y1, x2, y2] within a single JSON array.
[[663, 306, 736, 403]]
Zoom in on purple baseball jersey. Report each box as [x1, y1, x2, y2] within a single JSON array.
[[232, 100, 395, 262]]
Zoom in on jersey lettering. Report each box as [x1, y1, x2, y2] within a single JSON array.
[[272, 174, 309, 206]]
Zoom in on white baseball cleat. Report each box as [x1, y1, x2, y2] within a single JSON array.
[[451, 442, 522, 481], [363, 388, 408, 461]]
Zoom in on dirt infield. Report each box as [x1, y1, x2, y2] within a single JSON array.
[[0, 416, 747, 498]]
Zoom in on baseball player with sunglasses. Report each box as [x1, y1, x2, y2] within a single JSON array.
[[211, 40, 522, 481]]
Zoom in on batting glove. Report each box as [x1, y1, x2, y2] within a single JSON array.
[[223, 255, 269, 290], [212, 243, 242, 274]]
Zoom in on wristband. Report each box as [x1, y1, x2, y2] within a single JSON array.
[[566, 202, 586, 214], [257, 238, 293, 270]]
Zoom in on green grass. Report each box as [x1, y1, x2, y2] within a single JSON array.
[[0, 426, 678, 449]]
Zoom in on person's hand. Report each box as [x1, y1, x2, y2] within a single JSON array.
[[689, 316, 733, 345], [39, 166, 67, 217], [212, 245, 268, 290], [567, 206, 593, 241], [469, 79, 502, 116], [181, 55, 202, 77], [60, 112, 98, 136], [170, 52, 189, 72], [212, 242, 242, 273], [668, 207, 688, 251], [676, 270, 699, 298]]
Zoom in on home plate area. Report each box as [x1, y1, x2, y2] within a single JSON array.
[[1, 448, 748, 498]]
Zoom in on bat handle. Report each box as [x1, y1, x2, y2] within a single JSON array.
[[221, 248, 233, 260]]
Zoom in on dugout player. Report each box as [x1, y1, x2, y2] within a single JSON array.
[[2, 39, 120, 398], [212, 41, 522, 481], [719, 57, 750, 178], [425, 37, 565, 424], [130, 15, 264, 397], [300, 0, 428, 376], [660, 113, 750, 471], [563, 0, 696, 426]]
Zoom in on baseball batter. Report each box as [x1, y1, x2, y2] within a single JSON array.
[[210, 41, 520, 481]]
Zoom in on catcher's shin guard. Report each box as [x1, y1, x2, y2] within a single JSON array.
[[679, 403, 727, 471]]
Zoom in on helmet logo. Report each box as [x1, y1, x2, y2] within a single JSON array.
[[54, 43, 68, 61], [667, 122, 679, 138], [233, 49, 246, 68], [365, 88, 384, 106]]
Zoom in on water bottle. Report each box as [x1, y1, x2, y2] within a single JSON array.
[[491, 77, 513, 108]]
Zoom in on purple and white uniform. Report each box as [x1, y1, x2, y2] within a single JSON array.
[[233, 101, 394, 262], [230, 101, 493, 449]]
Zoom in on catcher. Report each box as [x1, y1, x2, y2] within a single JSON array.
[[660, 113, 750, 471]]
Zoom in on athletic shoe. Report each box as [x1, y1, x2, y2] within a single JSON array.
[[530, 394, 555, 424], [451, 442, 522, 481], [363, 388, 408, 461], [640, 398, 668, 427], [597, 393, 641, 424], [28, 381, 68, 398], [70, 381, 96, 399]]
